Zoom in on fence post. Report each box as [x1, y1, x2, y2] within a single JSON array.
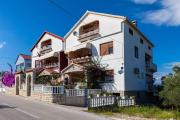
[[84, 88, 88, 107], [41, 85, 44, 94]]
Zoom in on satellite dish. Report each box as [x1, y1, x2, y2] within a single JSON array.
[[73, 31, 78, 36], [53, 52, 59, 57]]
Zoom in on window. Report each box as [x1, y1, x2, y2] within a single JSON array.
[[26, 63, 31, 68], [129, 28, 133, 36], [100, 41, 113, 56], [35, 60, 40, 68], [105, 70, 114, 82], [140, 38, 144, 44], [41, 39, 52, 49], [148, 46, 151, 50], [134, 68, 140, 74], [134, 46, 139, 58]]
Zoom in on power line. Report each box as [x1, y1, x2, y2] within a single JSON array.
[[47, 0, 124, 45], [47, 0, 78, 19]]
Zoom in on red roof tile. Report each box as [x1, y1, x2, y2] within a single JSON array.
[[20, 54, 31, 60]]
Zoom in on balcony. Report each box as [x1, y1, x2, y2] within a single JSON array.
[[40, 45, 52, 54], [145, 63, 157, 73], [78, 29, 99, 42], [42, 62, 59, 69], [71, 56, 91, 64]]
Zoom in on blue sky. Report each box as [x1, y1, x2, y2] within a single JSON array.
[[0, 0, 180, 77]]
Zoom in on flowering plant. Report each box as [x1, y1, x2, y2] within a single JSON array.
[[1, 64, 15, 87]]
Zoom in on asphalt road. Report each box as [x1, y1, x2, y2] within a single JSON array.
[[0, 94, 111, 120]]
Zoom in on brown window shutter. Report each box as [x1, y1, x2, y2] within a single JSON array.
[[100, 41, 113, 56], [100, 43, 107, 56]]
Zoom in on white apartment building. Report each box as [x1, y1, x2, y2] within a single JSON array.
[[31, 31, 68, 74], [62, 11, 157, 96]]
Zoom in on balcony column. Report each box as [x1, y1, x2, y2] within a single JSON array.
[[84, 68, 88, 88], [58, 52, 60, 73]]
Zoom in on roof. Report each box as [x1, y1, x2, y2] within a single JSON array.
[[15, 54, 31, 64], [20, 54, 31, 60], [64, 10, 154, 47], [30, 31, 64, 52], [64, 11, 126, 40]]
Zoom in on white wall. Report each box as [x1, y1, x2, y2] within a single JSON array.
[[123, 23, 153, 91], [16, 56, 25, 65], [65, 13, 125, 93], [65, 12, 155, 93], [65, 13, 123, 50], [32, 33, 63, 68]]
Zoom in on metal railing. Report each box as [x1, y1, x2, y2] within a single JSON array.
[[40, 46, 52, 54], [65, 89, 102, 97], [43, 86, 64, 94], [65, 89, 85, 96], [145, 63, 157, 72], [33, 85, 64, 94]]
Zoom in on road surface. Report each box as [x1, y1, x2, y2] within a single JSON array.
[[0, 94, 111, 120]]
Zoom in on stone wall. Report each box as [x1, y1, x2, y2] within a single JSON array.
[[19, 89, 27, 97], [62, 96, 86, 107], [5, 87, 16, 95], [30, 91, 86, 107], [31, 91, 42, 101]]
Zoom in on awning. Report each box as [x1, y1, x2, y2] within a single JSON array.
[[38, 69, 58, 76], [61, 63, 84, 74], [65, 42, 91, 53]]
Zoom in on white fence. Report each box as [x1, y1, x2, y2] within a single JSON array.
[[117, 97, 135, 107], [43, 86, 64, 94], [65, 89, 85, 96], [65, 89, 102, 97], [88, 96, 135, 108], [33, 85, 64, 94], [33, 84, 43, 92], [88, 96, 115, 108]]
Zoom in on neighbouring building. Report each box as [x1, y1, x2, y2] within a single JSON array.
[[31, 31, 68, 79], [14, 31, 68, 97], [15, 54, 31, 72], [15, 54, 31, 96], [62, 11, 157, 97]]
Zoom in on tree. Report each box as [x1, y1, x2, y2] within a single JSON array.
[[83, 56, 108, 89], [159, 65, 180, 109]]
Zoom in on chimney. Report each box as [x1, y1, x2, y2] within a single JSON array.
[[132, 20, 137, 27]]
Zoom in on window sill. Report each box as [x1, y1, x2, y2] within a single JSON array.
[[100, 53, 114, 57]]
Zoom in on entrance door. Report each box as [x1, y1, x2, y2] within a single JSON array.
[[16, 76, 19, 95], [27, 75, 31, 96]]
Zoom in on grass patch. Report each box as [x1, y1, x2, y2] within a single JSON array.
[[88, 105, 180, 119]]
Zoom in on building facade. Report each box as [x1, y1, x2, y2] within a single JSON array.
[[15, 54, 31, 72], [31, 31, 68, 74], [62, 11, 157, 96]]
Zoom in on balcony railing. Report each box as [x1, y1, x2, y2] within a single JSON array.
[[78, 29, 99, 42], [145, 63, 157, 73], [42, 63, 59, 68], [71, 56, 91, 64], [40, 46, 52, 54]]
